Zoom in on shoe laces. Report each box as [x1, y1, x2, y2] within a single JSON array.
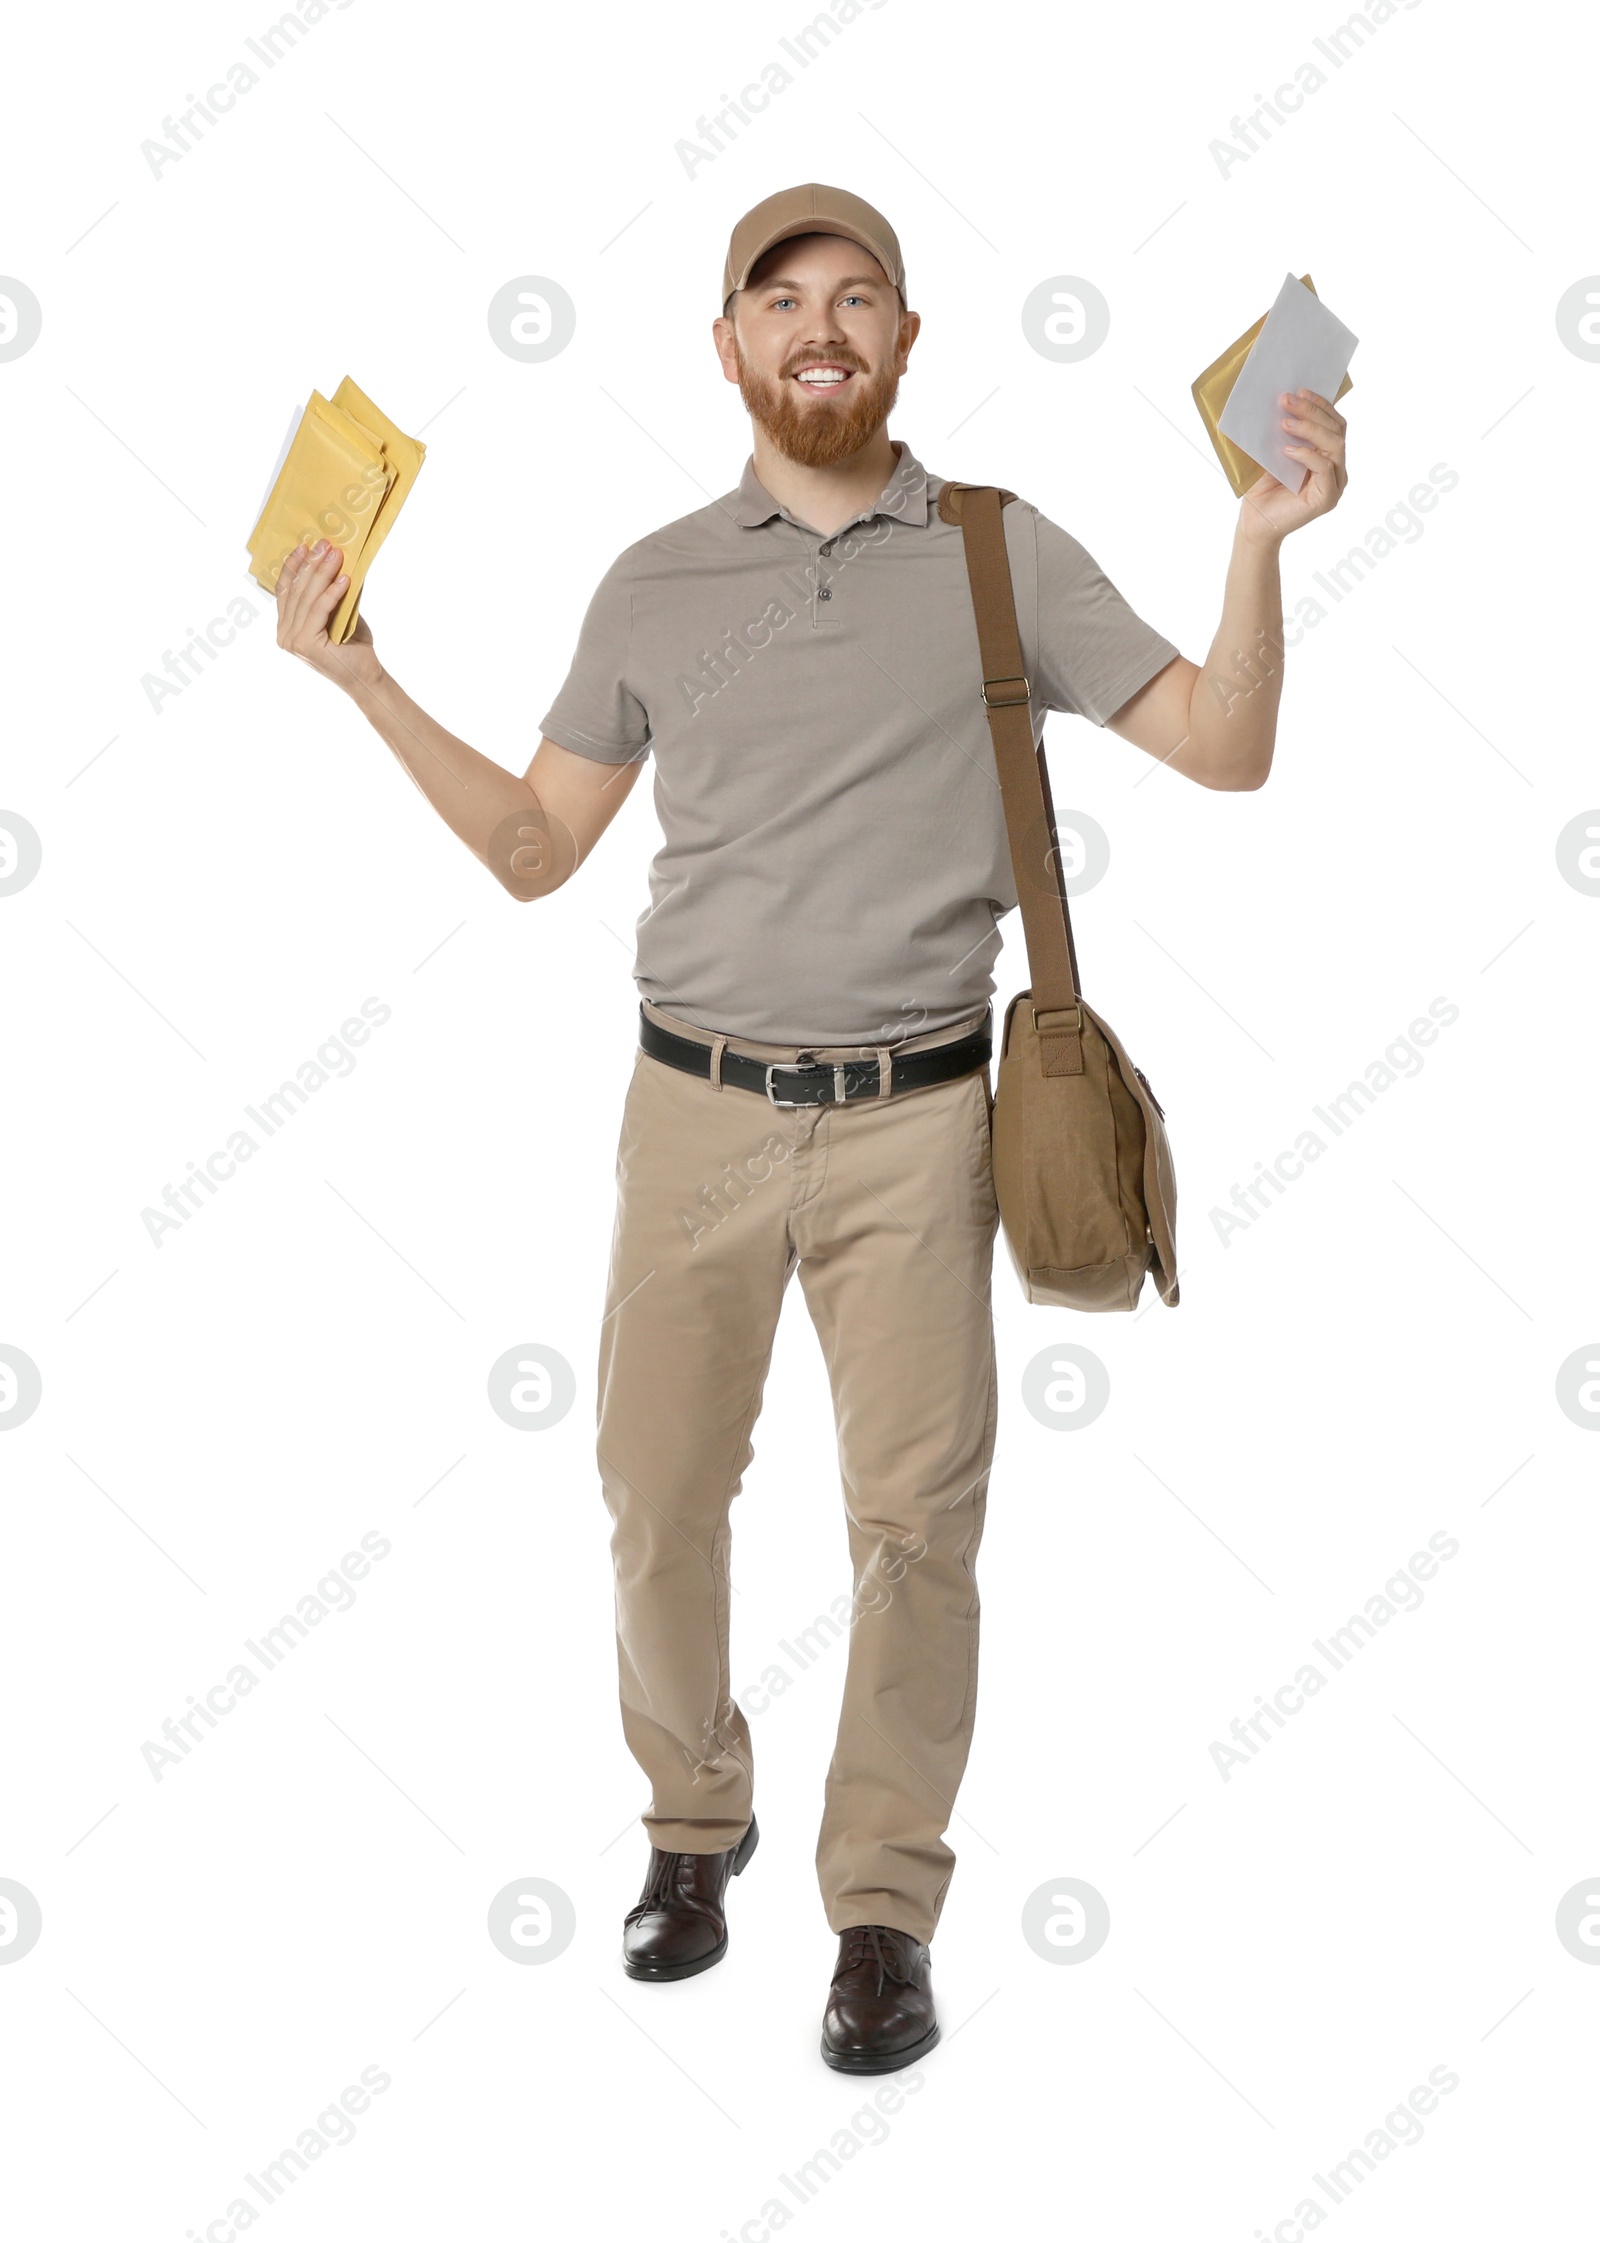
[[636, 1849, 688, 1913], [842, 1924, 914, 1989]]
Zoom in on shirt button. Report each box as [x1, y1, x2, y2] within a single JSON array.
[[817, 587, 832, 600]]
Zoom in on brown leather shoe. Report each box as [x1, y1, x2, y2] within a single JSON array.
[[620, 1817, 759, 1980], [820, 1923, 941, 2072]]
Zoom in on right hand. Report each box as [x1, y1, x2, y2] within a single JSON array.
[[275, 538, 383, 695]]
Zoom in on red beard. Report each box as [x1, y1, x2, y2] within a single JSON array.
[[734, 340, 902, 468]]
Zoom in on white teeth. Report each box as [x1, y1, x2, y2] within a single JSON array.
[[796, 368, 849, 384]]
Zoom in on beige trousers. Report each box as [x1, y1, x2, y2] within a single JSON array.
[[596, 998, 1001, 1944]]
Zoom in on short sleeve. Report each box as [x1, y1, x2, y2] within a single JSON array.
[[1029, 508, 1181, 727], [538, 549, 652, 764]]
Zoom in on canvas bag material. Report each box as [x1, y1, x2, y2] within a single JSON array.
[[937, 481, 1180, 1311]]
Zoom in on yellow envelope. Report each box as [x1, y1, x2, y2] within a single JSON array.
[[247, 391, 388, 558], [246, 379, 425, 643], [247, 393, 392, 601], [327, 377, 426, 644], [1191, 276, 1354, 498]]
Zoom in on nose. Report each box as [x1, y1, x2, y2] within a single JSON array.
[[796, 306, 851, 351]]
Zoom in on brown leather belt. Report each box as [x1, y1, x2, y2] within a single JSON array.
[[638, 1005, 992, 1108]]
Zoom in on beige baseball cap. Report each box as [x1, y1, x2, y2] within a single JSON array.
[[722, 182, 905, 315]]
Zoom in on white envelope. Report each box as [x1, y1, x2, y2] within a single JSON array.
[[1218, 273, 1358, 492]]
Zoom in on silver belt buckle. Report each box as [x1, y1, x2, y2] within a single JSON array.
[[764, 1057, 851, 1107]]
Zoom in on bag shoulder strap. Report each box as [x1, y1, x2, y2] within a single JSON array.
[[938, 480, 1084, 1076]]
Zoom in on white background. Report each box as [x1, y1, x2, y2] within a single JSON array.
[[3, 1, 1597, 2236]]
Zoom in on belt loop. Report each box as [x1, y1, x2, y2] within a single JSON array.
[[709, 1033, 727, 1091], [877, 1046, 892, 1099]]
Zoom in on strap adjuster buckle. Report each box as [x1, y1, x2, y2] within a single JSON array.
[[981, 674, 1031, 708]]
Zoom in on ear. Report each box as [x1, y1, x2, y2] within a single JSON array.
[[711, 314, 741, 386]]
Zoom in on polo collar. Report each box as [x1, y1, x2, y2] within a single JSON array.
[[732, 439, 932, 532]]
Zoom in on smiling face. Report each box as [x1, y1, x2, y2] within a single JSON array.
[[716, 232, 919, 468]]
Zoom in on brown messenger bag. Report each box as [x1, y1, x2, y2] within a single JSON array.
[[938, 480, 1180, 1312]]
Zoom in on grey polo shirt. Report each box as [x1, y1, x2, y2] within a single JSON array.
[[538, 439, 1180, 1045]]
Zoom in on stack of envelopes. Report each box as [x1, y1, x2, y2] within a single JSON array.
[[1191, 275, 1353, 499], [246, 378, 424, 643]]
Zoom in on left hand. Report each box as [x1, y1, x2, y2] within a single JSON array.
[[1237, 388, 1348, 547]]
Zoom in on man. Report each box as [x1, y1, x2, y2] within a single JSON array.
[[274, 182, 1347, 2071]]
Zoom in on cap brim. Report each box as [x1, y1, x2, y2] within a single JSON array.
[[726, 222, 897, 310]]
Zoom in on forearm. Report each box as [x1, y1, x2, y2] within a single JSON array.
[[1186, 524, 1285, 789], [342, 665, 575, 898]]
